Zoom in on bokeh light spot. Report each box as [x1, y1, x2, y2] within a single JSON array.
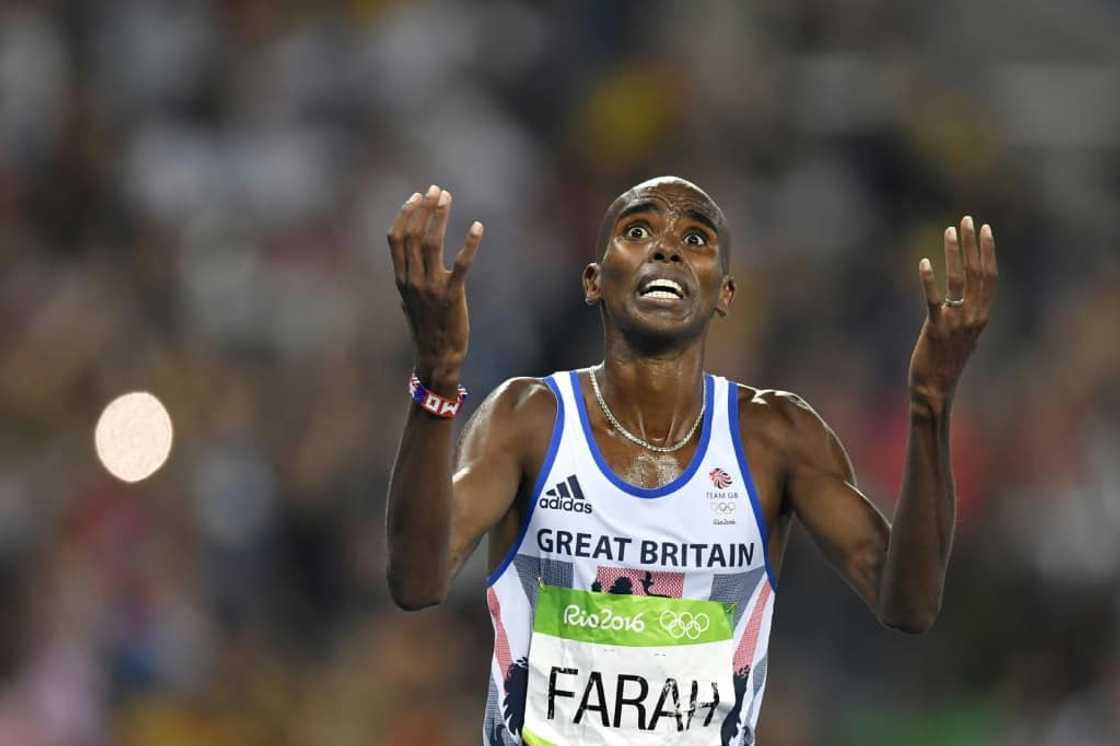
[[94, 391, 174, 483]]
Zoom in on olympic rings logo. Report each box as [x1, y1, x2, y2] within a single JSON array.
[[709, 501, 736, 513], [659, 610, 711, 640]]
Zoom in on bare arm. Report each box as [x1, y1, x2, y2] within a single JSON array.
[[783, 216, 998, 633], [387, 376, 549, 610], [383, 185, 530, 610], [778, 392, 944, 633]]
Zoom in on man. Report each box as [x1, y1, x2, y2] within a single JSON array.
[[385, 178, 997, 745]]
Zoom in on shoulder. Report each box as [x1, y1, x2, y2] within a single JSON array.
[[733, 384, 827, 440], [459, 376, 559, 453], [732, 383, 842, 465], [479, 376, 557, 420]]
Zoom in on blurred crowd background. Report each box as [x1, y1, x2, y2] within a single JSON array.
[[2, 1, 1118, 744]]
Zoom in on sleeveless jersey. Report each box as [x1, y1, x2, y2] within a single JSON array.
[[482, 370, 778, 746]]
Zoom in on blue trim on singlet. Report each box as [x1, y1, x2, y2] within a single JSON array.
[[728, 381, 778, 591], [570, 369, 715, 499], [485, 375, 564, 587]]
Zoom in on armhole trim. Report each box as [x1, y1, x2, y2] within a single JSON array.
[[485, 375, 565, 587], [728, 382, 778, 592]]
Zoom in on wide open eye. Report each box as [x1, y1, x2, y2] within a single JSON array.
[[684, 231, 707, 246], [625, 225, 650, 240]]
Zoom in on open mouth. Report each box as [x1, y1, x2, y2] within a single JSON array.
[[638, 279, 685, 300]]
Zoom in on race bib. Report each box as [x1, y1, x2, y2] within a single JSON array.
[[522, 584, 736, 745]]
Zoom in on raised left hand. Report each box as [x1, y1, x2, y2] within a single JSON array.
[[909, 215, 998, 411]]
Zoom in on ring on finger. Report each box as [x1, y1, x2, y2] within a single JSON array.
[[944, 296, 965, 307]]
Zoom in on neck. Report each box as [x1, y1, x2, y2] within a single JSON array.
[[597, 327, 707, 446]]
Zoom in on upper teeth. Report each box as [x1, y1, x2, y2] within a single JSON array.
[[643, 280, 683, 297]]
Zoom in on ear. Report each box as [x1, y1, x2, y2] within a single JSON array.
[[583, 263, 602, 305], [715, 274, 736, 317]]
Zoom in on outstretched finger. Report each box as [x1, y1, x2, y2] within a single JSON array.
[[961, 215, 980, 278], [449, 221, 484, 289], [919, 257, 942, 315], [387, 193, 419, 286], [405, 185, 438, 285], [422, 189, 453, 277], [980, 223, 998, 291], [944, 226, 964, 302]]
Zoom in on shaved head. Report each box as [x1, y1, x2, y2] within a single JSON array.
[[595, 176, 732, 273]]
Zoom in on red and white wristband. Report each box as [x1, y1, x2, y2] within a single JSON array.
[[409, 372, 468, 418]]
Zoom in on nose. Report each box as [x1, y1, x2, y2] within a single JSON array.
[[650, 236, 682, 263]]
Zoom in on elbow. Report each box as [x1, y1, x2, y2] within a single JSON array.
[[386, 568, 447, 612], [878, 605, 939, 635], [874, 568, 943, 634], [882, 615, 936, 635], [391, 594, 443, 612]]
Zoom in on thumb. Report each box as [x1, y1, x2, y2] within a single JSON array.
[[449, 221, 484, 289]]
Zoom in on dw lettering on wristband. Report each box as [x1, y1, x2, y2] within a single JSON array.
[[409, 372, 469, 418]]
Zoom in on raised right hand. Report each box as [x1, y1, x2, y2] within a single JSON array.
[[387, 185, 484, 392]]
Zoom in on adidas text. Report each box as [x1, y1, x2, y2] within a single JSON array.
[[540, 475, 593, 514]]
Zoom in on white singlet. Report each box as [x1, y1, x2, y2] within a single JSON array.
[[483, 370, 777, 746]]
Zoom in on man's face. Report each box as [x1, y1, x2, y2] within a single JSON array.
[[584, 178, 735, 343]]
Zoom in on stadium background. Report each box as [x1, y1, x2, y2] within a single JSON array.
[[1, 1, 1118, 744]]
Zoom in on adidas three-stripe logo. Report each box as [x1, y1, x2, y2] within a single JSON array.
[[538, 474, 592, 514]]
